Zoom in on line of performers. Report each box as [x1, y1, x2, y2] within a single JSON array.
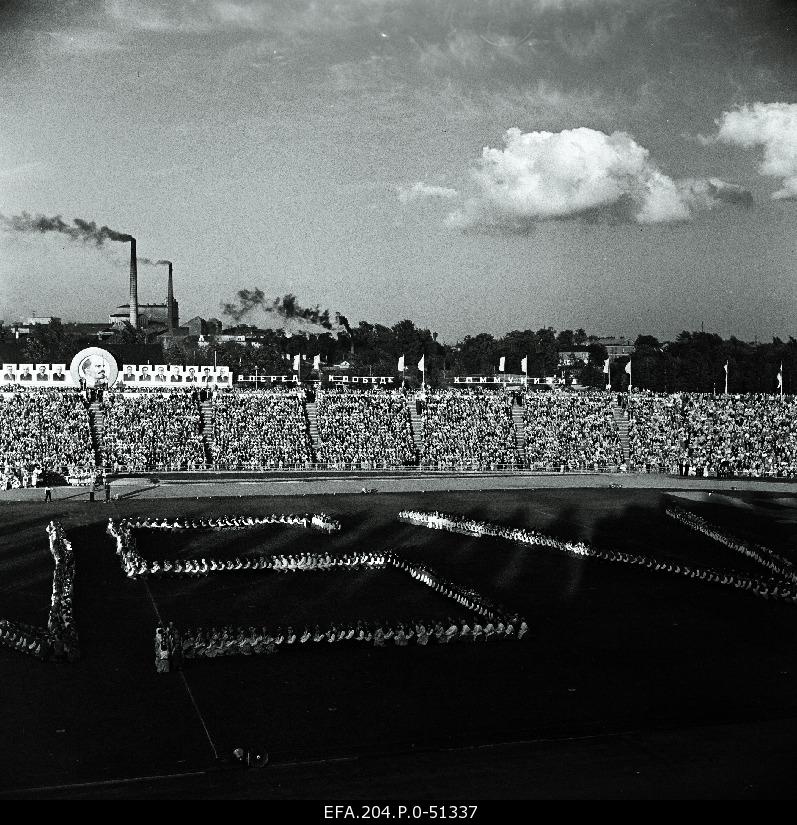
[[666, 506, 797, 584], [0, 521, 80, 663], [398, 509, 797, 605], [156, 614, 529, 672], [123, 512, 341, 533]]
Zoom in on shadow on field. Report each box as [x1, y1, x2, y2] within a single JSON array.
[[3, 488, 797, 796]]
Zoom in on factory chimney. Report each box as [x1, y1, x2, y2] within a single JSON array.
[[167, 261, 174, 332], [129, 237, 139, 328]]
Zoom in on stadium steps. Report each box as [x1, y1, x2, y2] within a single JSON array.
[[613, 404, 630, 463], [407, 397, 425, 452], [511, 402, 526, 455], [199, 401, 215, 467], [87, 401, 105, 468], [304, 400, 323, 460]]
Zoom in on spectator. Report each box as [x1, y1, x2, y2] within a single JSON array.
[[210, 388, 313, 470], [420, 389, 519, 470], [101, 389, 206, 471], [316, 388, 417, 469], [0, 389, 95, 483], [523, 391, 623, 471]]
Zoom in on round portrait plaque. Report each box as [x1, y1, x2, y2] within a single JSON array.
[[69, 347, 119, 388]]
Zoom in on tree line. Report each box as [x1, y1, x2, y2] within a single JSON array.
[[1, 319, 795, 394]]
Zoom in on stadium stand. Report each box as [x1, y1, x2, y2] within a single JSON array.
[[677, 393, 797, 478], [315, 388, 417, 468], [627, 391, 681, 472], [100, 390, 206, 472], [420, 389, 520, 470], [0, 389, 95, 485], [523, 391, 624, 471], [3, 386, 797, 480], [209, 388, 313, 470]]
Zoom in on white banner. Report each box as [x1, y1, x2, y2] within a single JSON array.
[[119, 365, 232, 386]]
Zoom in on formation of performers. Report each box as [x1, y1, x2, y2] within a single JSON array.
[[399, 509, 797, 605], [124, 512, 341, 532], [153, 547, 527, 670], [0, 521, 79, 662], [666, 505, 797, 585], [106, 513, 343, 578], [156, 610, 530, 671]]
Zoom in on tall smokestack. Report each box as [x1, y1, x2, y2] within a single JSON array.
[[167, 261, 174, 332], [129, 237, 139, 328]]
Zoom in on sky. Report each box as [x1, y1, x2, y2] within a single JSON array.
[[0, 0, 795, 343]]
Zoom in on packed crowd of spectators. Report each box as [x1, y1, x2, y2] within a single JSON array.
[[625, 392, 797, 477], [3, 384, 797, 481], [101, 390, 206, 472], [676, 394, 797, 478], [420, 389, 519, 470], [523, 391, 624, 471], [0, 389, 94, 484], [315, 388, 416, 468], [210, 389, 313, 470], [626, 391, 681, 472]]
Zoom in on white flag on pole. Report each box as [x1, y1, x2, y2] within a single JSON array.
[[778, 363, 783, 390], [603, 357, 610, 374], [521, 356, 527, 374], [293, 354, 301, 372], [498, 356, 505, 372], [398, 354, 405, 372], [312, 354, 321, 371], [624, 361, 632, 375], [724, 361, 728, 375], [418, 355, 425, 372]]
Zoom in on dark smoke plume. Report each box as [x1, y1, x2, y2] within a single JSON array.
[[137, 257, 172, 266], [1, 211, 132, 244], [222, 289, 351, 336]]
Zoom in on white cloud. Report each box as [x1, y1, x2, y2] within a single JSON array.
[[446, 126, 751, 230], [713, 102, 797, 200], [398, 182, 459, 204], [104, 0, 268, 33]]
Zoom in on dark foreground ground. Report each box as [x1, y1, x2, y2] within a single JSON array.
[[1, 485, 797, 799]]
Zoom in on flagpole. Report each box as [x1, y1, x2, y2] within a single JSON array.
[[724, 361, 729, 395]]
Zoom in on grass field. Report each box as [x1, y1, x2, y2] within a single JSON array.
[[2, 486, 797, 797]]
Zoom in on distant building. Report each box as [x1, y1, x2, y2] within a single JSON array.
[[25, 316, 61, 326], [558, 350, 591, 367], [110, 301, 179, 329], [185, 316, 221, 338], [596, 337, 635, 358], [158, 326, 191, 347]]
